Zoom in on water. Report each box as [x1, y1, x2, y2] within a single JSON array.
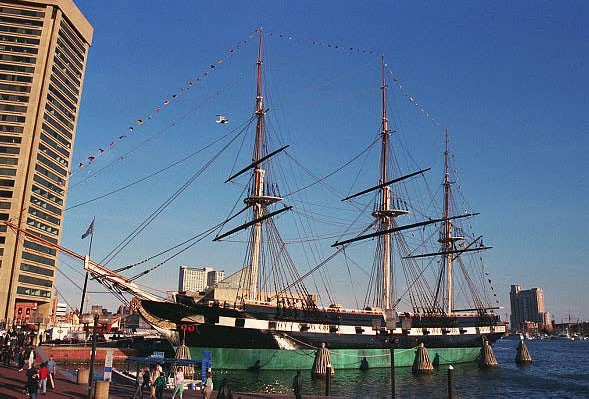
[[212, 340, 589, 398], [61, 340, 589, 398]]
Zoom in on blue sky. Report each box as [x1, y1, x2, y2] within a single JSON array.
[[56, 1, 588, 322]]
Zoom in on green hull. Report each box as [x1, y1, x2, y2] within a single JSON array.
[[184, 346, 481, 370]]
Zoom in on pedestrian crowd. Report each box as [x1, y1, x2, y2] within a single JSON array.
[[130, 364, 237, 399], [2, 329, 309, 399], [1, 328, 57, 398]]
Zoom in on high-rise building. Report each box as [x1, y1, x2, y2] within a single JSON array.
[[0, 0, 93, 324], [178, 266, 225, 292], [510, 284, 552, 332], [207, 269, 224, 287]]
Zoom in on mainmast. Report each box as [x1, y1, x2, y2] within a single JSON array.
[[243, 27, 282, 301], [379, 55, 392, 310], [248, 28, 265, 301]]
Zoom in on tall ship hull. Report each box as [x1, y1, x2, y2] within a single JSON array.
[[137, 298, 505, 370]]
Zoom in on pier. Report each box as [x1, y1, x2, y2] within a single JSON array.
[[0, 363, 347, 399]]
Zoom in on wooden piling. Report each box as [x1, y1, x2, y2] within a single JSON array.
[[94, 380, 110, 399], [325, 363, 332, 396], [312, 343, 334, 377], [479, 338, 498, 368], [447, 365, 454, 399], [515, 339, 532, 364], [76, 369, 89, 385], [412, 343, 433, 374]]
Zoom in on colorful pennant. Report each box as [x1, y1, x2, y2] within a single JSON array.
[[265, 31, 378, 55], [71, 29, 259, 174], [386, 67, 446, 131]]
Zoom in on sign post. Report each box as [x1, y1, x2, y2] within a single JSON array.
[[103, 349, 114, 381]]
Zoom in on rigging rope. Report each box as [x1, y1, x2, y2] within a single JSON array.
[[99, 116, 253, 267], [69, 68, 250, 191], [70, 29, 259, 177], [282, 134, 379, 199], [66, 125, 241, 210]]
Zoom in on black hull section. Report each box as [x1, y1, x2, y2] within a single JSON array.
[[139, 299, 505, 351]]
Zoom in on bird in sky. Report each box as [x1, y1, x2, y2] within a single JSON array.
[[216, 114, 229, 124]]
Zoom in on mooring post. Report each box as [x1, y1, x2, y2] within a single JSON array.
[[479, 337, 498, 368], [447, 365, 454, 399], [87, 313, 99, 399], [325, 363, 331, 396], [515, 338, 532, 365], [412, 343, 434, 374]]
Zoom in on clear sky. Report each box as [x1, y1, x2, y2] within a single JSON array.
[[56, 1, 588, 322]]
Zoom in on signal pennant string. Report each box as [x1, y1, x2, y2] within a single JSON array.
[[265, 31, 379, 55], [386, 67, 446, 132], [70, 28, 260, 177], [264, 31, 447, 133], [69, 68, 250, 191]]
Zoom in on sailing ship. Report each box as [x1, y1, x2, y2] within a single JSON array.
[[5, 28, 505, 370]]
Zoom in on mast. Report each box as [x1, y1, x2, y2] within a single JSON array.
[[370, 55, 406, 311], [439, 129, 463, 314], [240, 27, 284, 301], [443, 130, 452, 314], [248, 27, 265, 301], [379, 55, 392, 310]]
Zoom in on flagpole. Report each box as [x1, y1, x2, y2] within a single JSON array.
[[79, 218, 95, 317]]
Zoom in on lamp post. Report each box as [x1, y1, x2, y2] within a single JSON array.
[[87, 313, 99, 399]]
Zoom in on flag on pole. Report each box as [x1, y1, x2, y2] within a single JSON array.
[[81, 219, 95, 239]]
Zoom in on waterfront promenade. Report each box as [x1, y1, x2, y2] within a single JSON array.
[[0, 363, 347, 399]]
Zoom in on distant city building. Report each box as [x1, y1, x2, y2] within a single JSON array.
[[55, 302, 66, 317], [207, 269, 225, 287], [178, 266, 225, 292], [117, 304, 133, 316], [510, 284, 552, 332]]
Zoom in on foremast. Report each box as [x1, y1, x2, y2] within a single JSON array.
[[371, 56, 409, 311]]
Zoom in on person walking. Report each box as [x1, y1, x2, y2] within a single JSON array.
[[27, 346, 35, 369], [38, 361, 49, 395], [17, 347, 26, 371], [171, 366, 184, 399], [202, 368, 213, 399], [132, 368, 145, 399], [46, 355, 56, 389], [1, 345, 10, 366], [25, 366, 40, 399], [292, 370, 303, 399], [141, 367, 151, 394], [154, 372, 166, 399], [150, 365, 159, 399]]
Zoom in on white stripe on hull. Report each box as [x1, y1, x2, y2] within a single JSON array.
[[210, 315, 505, 338]]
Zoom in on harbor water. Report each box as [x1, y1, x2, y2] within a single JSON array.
[[63, 339, 588, 397], [211, 339, 588, 398]]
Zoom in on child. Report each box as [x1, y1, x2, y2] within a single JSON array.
[[171, 367, 184, 399]]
